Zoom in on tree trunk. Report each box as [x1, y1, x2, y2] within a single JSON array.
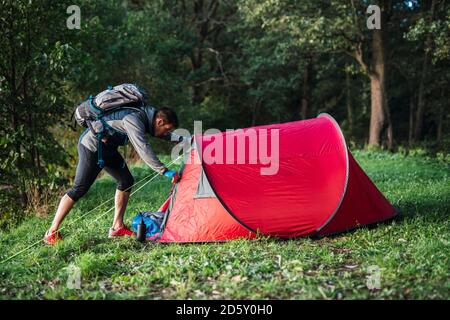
[[345, 66, 353, 136], [190, 0, 205, 104], [300, 59, 312, 120], [190, 0, 220, 105], [368, 26, 391, 148], [369, 75, 384, 147], [408, 93, 416, 147], [436, 104, 443, 145], [436, 90, 444, 145], [8, 6, 27, 206], [363, 0, 393, 149], [251, 101, 260, 126], [413, 0, 437, 142]]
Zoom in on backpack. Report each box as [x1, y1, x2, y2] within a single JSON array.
[[131, 211, 166, 239], [73, 83, 149, 168], [74, 83, 148, 128]]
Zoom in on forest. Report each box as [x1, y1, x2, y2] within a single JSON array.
[[0, 0, 449, 227]]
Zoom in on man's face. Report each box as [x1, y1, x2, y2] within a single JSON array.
[[154, 117, 174, 137]]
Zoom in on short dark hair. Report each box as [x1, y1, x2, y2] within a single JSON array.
[[156, 107, 179, 128]]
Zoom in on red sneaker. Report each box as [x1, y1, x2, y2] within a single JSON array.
[[43, 230, 62, 245], [108, 225, 135, 238]]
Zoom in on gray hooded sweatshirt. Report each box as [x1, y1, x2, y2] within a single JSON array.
[[79, 106, 182, 174]]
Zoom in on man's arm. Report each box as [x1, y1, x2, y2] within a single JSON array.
[[122, 113, 167, 174]]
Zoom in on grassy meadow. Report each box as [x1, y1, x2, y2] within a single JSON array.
[[0, 151, 449, 299]]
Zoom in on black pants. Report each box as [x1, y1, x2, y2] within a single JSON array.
[[67, 143, 134, 202]]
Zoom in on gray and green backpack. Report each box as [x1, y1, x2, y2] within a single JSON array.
[[73, 83, 149, 167]]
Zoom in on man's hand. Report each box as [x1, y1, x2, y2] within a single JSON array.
[[163, 170, 180, 184]]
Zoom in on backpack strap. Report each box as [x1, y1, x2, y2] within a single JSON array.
[[87, 102, 149, 169], [96, 132, 105, 168], [99, 118, 128, 168], [86, 120, 105, 168], [89, 95, 103, 116]]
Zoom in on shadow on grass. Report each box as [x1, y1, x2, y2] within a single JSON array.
[[311, 193, 449, 241], [395, 194, 450, 222]]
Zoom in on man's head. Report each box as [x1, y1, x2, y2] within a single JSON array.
[[153, 107, 179, 137]]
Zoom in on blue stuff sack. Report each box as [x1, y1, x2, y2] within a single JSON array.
[[131, 211, 165, 237]]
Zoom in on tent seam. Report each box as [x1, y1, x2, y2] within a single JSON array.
[[314, 113, 350, 233]]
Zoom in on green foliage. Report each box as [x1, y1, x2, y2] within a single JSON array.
[[0, 152, 449, 299], [1, 0, 449, 228], [406, 5, 450, 63], [0, 0, 76, 226]]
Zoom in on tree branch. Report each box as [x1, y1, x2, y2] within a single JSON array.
[[205, 47, 229, 82], [193, 76, 225, 86], [352, 42, 372, 76]]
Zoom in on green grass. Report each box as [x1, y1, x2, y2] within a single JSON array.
[[0, 151, 449, 299]]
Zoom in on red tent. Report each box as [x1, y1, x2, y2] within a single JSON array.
[[152, 114, 397, 242]]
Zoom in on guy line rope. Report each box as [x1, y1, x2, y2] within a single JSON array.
[[0, 154, 183, 265]]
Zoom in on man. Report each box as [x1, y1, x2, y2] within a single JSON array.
[[44, 104, 183, 245]]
